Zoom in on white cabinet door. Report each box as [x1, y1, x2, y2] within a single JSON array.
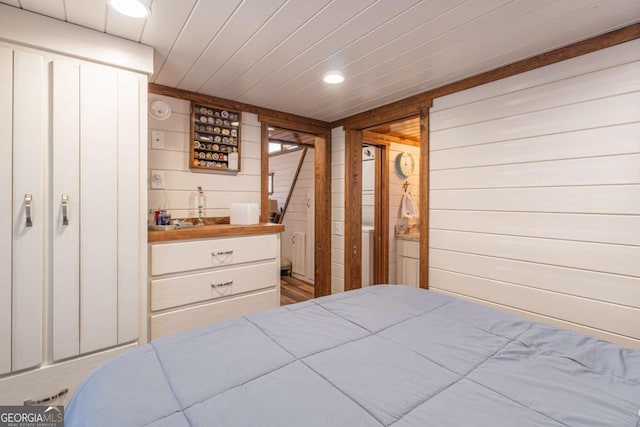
[[116, 71, 141, 345], [12, 50, 45, 372], [52, 59, 80, 361], [79, 62, 119, 354], [0, 46, 13, 375]]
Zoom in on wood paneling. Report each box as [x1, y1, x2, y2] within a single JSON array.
[[280, 148, 308, 223], [419, 109, 430, 289], [367, 117, 420, 142], [344, 129, 363, 291], [315, 132, 332, 297], [373, 146, 389, 284], [0, 46, 12, 374], [429, 39, 640, 346]]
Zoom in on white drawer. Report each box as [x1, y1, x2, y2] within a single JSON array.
[[150, 288, 278, 340], [397, 239, 420, 258], [151, 234, 277, 276], [151, 261, 277, 311]]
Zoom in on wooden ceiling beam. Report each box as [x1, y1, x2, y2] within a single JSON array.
[[149, 83, 332, 131], [333, 23, 640, 130], [363, 131, 419, 147]]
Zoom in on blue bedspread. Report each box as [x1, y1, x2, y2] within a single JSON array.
[[66, 285, 640, 426]]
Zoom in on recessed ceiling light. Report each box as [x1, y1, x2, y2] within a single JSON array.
[[323, 71, 345, 84], [107, 0, 150, 18]]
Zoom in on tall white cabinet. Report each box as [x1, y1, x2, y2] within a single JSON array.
[[0, 38, 149, 403]]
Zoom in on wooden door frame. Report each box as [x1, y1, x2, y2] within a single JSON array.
[[260, 119, 332, 297], [345, 109, 430, 290], [368, 142, 389, 285]]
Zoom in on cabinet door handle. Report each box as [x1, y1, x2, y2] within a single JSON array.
[[24, 194, 33, 227], [61, 194, 69, 225], [212, 250, 233, 256], [211, 280, 233, 288]]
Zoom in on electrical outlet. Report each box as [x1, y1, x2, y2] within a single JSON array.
[[151, 170, 165, 189], [151, 130, 165, 149]]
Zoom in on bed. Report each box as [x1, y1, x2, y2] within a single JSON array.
[[65, 285, 640, 426]]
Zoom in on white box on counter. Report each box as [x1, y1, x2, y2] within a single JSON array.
[[230, 203, 259, 225]]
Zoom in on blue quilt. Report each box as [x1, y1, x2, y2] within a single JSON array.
[[66, 285, 640, 426]]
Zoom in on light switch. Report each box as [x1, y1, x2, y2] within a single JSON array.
[[334, 221, 343, 235], [151, 130, 165, 149], [151, 170, 165, 189]]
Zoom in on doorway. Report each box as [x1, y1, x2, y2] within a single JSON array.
[[345, 116, 422, 290], [260, 121, 331, 304]]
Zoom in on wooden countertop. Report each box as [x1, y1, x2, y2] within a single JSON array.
[[148, 223, 284, 243]]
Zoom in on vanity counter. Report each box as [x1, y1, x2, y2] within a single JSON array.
[[148, 222, 284, 243]]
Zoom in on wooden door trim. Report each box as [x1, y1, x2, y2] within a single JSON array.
[[418, 108, 431, 289], [373, 144, 389, 284], [314, 132, 331, 297], [261, 122, 332, 298], [344, 128, 363, 291]]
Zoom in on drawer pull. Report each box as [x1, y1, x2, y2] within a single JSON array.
[[24, 388, 69, 405], [213, 250, 234, 256], [25, 194, 33, 227], [211, 280, 233, 288]]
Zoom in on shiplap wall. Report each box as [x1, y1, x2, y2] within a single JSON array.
[[331, 127, 345, 293], [269, 150, 303, 214], [270, 149, 315, 283], [429, 39, 640, 349], [148, 94, 261, 219], [388, 142, 420, 283]]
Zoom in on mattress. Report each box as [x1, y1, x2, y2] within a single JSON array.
[[65, 285, 640, 426]]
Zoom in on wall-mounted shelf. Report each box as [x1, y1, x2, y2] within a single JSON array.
[[190, 102, 241, 172]]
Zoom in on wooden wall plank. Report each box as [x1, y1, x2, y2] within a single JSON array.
[[431, 91, 640, 150], [430, 229, 639, 277], [429, 269, 640, 340], [431, 123, 640, 170], [344, 129, 363, 291], [431, 154, 640, 190], [431, 185, 640, 214], [430, 250, 640, 309], [431, 210, 640, 246], [315, 132, 332, 297]]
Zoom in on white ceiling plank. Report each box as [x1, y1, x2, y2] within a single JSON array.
[[177, 0, 288, 92], [140, 0, 197, 81], [197, 0, 332, 96], [258, 0, 470, 110], [0, 1, 21, 7], [297, 0, 593, 119], [105, 2, 148, 42], [307, 0, 640, 121], [64, 0, 106, 32], [153, 0, 242, 87], [19, 0, 65, 20], [239, 0, 424, 106], [217, 0, 376, 99], [279, 0, 532, 116]]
